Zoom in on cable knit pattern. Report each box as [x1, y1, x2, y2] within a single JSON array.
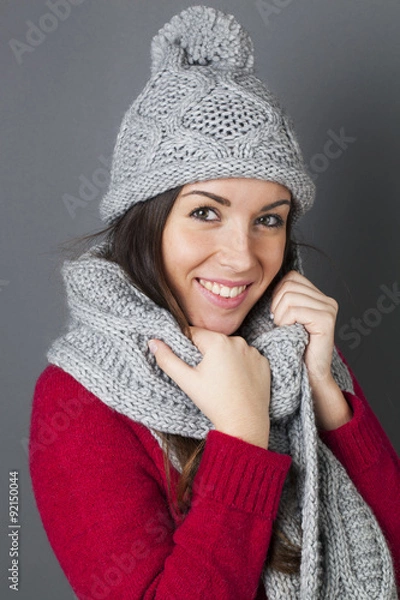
[[42, 5, 397, 596], [46, 240, 398, 599], [99, 6, 315, 225]]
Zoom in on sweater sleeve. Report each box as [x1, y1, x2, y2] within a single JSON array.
[[29, 365, 291, 600], [319, 347, 400, 587]]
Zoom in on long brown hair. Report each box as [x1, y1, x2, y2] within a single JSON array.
[[59, 185, 326, 574]]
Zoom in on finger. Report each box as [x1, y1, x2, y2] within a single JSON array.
[[188, 326, 226, 355], [273, 286, 329, 309], [271, 284, 336, 314], [148, 339, 197, 395], [272, 305, 337, 335], [273, 271, 321, 297], [274, 295, 338, 325]]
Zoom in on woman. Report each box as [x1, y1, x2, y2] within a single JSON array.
[[29, 6, 399, 599]]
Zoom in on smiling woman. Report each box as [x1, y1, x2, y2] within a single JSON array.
[[161, 178, 291, 335], [29, 5, 400, 600]]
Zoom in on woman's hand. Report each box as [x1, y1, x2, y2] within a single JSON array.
[[148, 327, 271, 449], [270, 270, 338, 384], [270, 270, 353, 430]]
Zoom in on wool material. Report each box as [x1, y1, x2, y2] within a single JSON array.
[[46, 241, 398, 599], [98, 5, 316, 226]]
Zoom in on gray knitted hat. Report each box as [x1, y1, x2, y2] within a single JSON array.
[[99, 5, 316, 226]]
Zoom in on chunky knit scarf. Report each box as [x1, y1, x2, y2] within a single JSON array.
[[47, 242, 397, 599]]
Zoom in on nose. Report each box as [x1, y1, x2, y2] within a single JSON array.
[[217, 227, 257, 273]]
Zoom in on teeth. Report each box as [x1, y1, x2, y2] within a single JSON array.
[[220, 286, 231, 298], [199, 279, 247, 298]]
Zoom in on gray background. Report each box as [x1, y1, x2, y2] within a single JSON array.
[[1, 0, 399, 598]]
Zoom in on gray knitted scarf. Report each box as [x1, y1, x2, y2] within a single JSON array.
[[47, 242, 397, 599]]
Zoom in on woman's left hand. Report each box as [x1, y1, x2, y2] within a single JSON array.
[[270, 270, 353, 430], [270, 270, 337, 385]]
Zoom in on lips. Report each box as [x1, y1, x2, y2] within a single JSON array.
[[198, 278, 248, 298], [195, 277, 252, 309]]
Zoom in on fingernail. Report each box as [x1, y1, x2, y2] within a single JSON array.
[[269, 312, 275, 321], [148, 340, 158, 354]]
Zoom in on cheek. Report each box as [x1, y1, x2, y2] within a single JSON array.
[[275, 237, 287, 262], [260, 235, 287, 270], [162, 227, 205, 286]]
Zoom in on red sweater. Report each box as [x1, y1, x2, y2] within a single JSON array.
[[29, 352, 400, 600]]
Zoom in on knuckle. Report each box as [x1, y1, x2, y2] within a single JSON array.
[[213, 332, 229, 346], [325, 295, 338, 308], [279, 283, 290, 295], [233, 336, 249, 350], [331, 298, 339, 312], [280, 289, 293, 303]]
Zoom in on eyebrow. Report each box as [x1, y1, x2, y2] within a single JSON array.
[[180, 190, 291, 211]]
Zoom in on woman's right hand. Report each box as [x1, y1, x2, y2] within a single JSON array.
[[148, 327, 271, 449]]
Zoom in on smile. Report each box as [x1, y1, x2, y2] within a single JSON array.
[[198, 278, 248, 298]]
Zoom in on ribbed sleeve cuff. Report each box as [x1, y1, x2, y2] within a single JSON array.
[[192, 430, 292, 520], [319, 391, 387, 473]]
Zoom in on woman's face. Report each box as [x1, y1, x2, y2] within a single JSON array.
[[161, 177, 291, 335]]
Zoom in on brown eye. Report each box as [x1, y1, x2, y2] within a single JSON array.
[[257, 214, 284, 228], [190, 206, 219, 221]]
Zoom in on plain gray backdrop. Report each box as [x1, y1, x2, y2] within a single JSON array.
[[1, 0, 399, 598]]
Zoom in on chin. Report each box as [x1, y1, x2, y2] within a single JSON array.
[[191, 313, 246, 336]]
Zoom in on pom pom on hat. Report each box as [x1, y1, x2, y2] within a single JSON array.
[[150, 5, 254, 75], [99, 5, 316, 226]]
